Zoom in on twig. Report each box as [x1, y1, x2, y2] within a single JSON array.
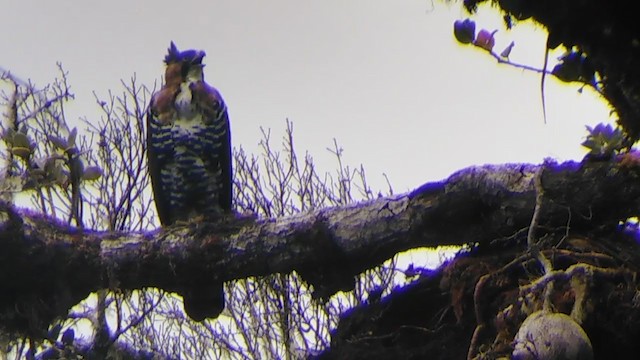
[[541, 37, 551, 124], [488, 50, 553, 75]]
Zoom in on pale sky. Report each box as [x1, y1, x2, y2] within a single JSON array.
[[1, 0, 613, 194]]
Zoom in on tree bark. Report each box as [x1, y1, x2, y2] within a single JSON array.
[[2, 158, 639, 337]]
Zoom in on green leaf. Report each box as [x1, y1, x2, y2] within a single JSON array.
[[582, 122, 626, 157], [82, 166, 103, 181], [48, 135, 68, 150], [12, 132, 31, 149], [11, 146, 32, 159]]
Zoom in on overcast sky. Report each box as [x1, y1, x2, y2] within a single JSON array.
[[1, 0, 613, 194]]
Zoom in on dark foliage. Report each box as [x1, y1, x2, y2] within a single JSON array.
[[319, 228, 640, 359], [462, 0, 640, 140]]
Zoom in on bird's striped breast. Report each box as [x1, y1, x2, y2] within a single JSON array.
[[148, 79, 230, 224]]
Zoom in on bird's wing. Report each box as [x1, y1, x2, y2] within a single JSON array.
[[192, 81, 233, 212], [146, 88, 177, 225]]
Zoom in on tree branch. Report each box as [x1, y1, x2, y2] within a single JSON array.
[[2, 159, 639, 336]]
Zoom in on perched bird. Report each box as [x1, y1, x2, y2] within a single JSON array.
[[147, 42, 232, 321]]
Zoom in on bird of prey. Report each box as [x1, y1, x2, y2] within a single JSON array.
[[147, 41, 232, 321]]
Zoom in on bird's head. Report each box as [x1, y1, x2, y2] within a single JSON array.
[[164, 41, 206, 65], [164, 42, 206, 80]]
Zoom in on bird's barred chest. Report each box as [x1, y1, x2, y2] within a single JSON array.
[[150, 83, 226, 159]]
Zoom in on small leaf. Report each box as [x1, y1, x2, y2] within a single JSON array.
[[61, 328, 75, 346], [552, 63, 580, 82], [553, 51, 594, 84], [48, 324, 62, 341], [582, 122, 626, 158], [2, 128, 16, 144], [454, 19, 476, 44], [48, 135, 68, 150], [12, 132, 31, 149], [11, 146, 32, 159], [500, 41, 515, 58], [67, 128, 78, 149], [82, 166, 103, 181], [581, 139, 596, 149], [474, 29, 496, 51]]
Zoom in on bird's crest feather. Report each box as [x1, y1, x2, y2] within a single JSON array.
[[164, 41, 206, 65]]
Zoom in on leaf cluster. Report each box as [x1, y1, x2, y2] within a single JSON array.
[[581, 123, 628, 159]]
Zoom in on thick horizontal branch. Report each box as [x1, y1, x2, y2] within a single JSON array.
[[2, 158, 640, 335]]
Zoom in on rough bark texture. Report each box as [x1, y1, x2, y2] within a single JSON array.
[[316, 156, 640, 360], [2, 158, 640, 355], [315, 235, 640, 359]]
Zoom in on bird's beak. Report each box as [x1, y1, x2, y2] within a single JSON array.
[[193, 51, 206, 65]]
